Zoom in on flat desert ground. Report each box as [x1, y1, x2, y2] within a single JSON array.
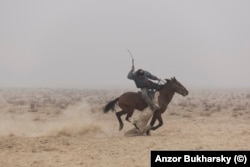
[[0, 88, 249, 167]]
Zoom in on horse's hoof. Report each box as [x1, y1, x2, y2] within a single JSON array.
[[146, 126, 152, 136], [119, 125, 123, 131], [128, 117, 135, 124], [146, 130, 151, 136], [134, 123, 139, 130]]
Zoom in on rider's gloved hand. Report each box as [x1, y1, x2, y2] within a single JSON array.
[[157, 78, 164, 83]]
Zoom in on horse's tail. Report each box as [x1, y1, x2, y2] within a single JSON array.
[[103, 97, 119, 113]]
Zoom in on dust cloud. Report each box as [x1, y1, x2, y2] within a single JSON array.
[[0, 89, 116, 137]]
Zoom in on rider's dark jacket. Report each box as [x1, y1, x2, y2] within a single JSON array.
[[127, 69, 158, 89]]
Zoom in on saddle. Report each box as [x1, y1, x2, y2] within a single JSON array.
[[138, 89, 157, 101]]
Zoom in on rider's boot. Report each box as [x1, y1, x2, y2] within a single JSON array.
[[151, 103, 160, 111]]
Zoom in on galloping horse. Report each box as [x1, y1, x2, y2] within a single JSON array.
[[103, 77, 188, 133]]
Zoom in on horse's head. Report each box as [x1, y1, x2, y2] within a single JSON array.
[[165, 77, 188, 96]]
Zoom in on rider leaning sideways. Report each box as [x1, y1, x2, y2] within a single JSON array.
[[127, 64, 163, 111]]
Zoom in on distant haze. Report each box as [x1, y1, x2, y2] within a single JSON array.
[[1, 0, 250, 89]]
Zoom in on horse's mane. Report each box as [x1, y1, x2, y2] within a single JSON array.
[[158, 78, 171, 91]]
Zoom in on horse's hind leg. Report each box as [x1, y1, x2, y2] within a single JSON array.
[[116, 110, 126, 131], [125, 110, 133, 122], [125, 110, 140, 130]]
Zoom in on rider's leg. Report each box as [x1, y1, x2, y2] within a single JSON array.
[[141, 88, 160, 111]]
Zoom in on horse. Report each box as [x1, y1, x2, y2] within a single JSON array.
[[103, 77, 188, 134]]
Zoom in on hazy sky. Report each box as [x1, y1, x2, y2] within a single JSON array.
[[0, 0, 250, 89]]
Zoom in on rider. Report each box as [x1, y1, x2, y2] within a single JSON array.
[[127, 64, 163, 111]]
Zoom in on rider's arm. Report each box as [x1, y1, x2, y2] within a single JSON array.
[[127, 67, 135, 80], [144, 71, 158, 80]]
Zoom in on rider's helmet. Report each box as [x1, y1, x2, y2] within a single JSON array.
[[136, 69, 144, 77]]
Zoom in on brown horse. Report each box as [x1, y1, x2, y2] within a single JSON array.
[[103, 77, 188, 133]]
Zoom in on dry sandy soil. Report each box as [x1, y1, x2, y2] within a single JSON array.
[[0, 88, 249, 167]]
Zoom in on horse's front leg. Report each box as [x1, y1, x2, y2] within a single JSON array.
[[151, 114, 163, 130], [148, 111, 163, 131]]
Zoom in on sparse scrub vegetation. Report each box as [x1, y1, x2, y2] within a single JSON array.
[[0, 88, 97, 116], [0, 88, 250, 137], [168, 89, 250, 118]]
